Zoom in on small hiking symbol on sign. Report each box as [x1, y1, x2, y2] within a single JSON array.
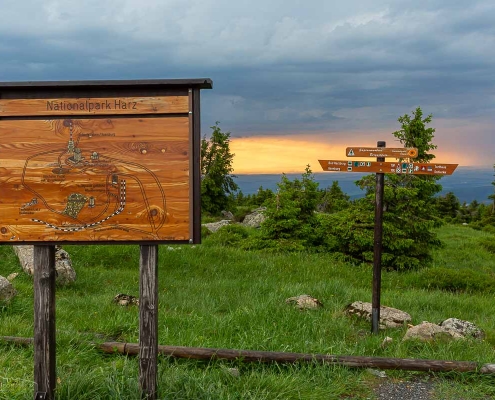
[[347, 148, 354, 156]]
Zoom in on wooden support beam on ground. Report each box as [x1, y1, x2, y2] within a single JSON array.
[[0, 336, 34, 346], [2, 336, 494, 375], [98, 341, 495, 375]]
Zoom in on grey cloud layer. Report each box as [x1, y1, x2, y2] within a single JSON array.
[[1, 0, 494, 138]]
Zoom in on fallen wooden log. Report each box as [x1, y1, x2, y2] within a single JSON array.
[[99, 341, 495, 374], [0, 336, 34, 346], [2, 336, 494, 374]]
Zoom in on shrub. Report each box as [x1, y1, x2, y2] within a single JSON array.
[[203, 224, 250, 247], [232, 206, 253, 222], [482, 225, 495, 235], [201, 225, 212, 239], [436, 192, 460, 220], [479, 236, 495, 253], [255, 166, 325, 251], [409, 267, 495, 293], [246, 236, 306, 252], [320, 200, 440, 270]]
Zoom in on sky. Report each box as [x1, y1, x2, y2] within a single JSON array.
[[1, 0, 494, 173]]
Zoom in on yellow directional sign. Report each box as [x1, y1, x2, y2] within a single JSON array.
[[318, 160, 458, 175], [346, 147, 418, 158]]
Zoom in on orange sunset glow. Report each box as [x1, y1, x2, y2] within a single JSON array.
[[230, 136, 340, 174], [230, 133, 479, 175]]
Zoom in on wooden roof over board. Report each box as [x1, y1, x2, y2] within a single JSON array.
[[0, 78, 213, 90]]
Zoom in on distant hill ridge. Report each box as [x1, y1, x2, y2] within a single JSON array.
[[234, 167, 494, 204]]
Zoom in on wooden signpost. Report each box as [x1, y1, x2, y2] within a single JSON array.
[[319, 143, 458, 334], [319, 160, 458, 175], [345, 147, 418, 158], [0, 79, 212, 399]]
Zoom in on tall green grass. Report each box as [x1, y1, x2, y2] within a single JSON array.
[[1, 224, 494, 399]]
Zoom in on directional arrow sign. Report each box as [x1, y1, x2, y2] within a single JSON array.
[[318, 160, 458, 175], [346, 147, 418, 158]]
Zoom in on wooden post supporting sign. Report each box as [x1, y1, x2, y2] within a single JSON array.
[[33, 245, 56, 400], [372, 142, 385, 334], [319, 145, 458, 334], [139, 245, 159, 399]]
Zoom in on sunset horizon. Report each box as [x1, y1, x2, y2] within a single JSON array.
[[229, 132, 492, 175]]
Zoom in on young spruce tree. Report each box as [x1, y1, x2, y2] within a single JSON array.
[[256, 166, 322, 251], [327, 107, 442, 269], [318, 181, 350, 213]]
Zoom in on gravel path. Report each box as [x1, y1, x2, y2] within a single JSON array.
[[374, 380, 435, 400]]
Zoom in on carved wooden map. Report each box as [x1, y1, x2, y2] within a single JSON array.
[[0, 95, 194, 243]]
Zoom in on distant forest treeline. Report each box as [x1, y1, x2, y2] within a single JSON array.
[[230, 171, 495, 232], [233, 167, 495, 204]]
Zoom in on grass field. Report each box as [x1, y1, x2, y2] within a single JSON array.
[[1, 224, 494, 399]]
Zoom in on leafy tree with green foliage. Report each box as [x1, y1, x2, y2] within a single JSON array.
[[201, 122, 239, 215], [325, 107, 443, 270]]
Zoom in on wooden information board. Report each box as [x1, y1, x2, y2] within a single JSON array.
[[0, 79, 212, 244]]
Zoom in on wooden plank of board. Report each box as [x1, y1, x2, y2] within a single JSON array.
[[0, 96, 189, 116], [0, 117, 191, 242]]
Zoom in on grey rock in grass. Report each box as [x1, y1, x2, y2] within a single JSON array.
[[202, 220, 231, 233], [242, 207, 266, 228], [439, 318, 485, 340], [6, 272, 19, 282], [113, 293, 139, 306], [403, 321, 463, 342], [285, 294, 323, 310], [380, 336, 393, 349], [226, 367, 240, 378], [366, 368, 387, 378], [345, 301, 411, 329], [54, 247, 77, 285], [12, 245, 34, 275], [221, 210, 235, 221], [480, 364, 495, 374], [0, 275, 17, 302], [12, 245, 76, 285]]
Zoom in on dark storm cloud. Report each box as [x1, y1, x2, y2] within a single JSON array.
[[1, 0, 494, 140]]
